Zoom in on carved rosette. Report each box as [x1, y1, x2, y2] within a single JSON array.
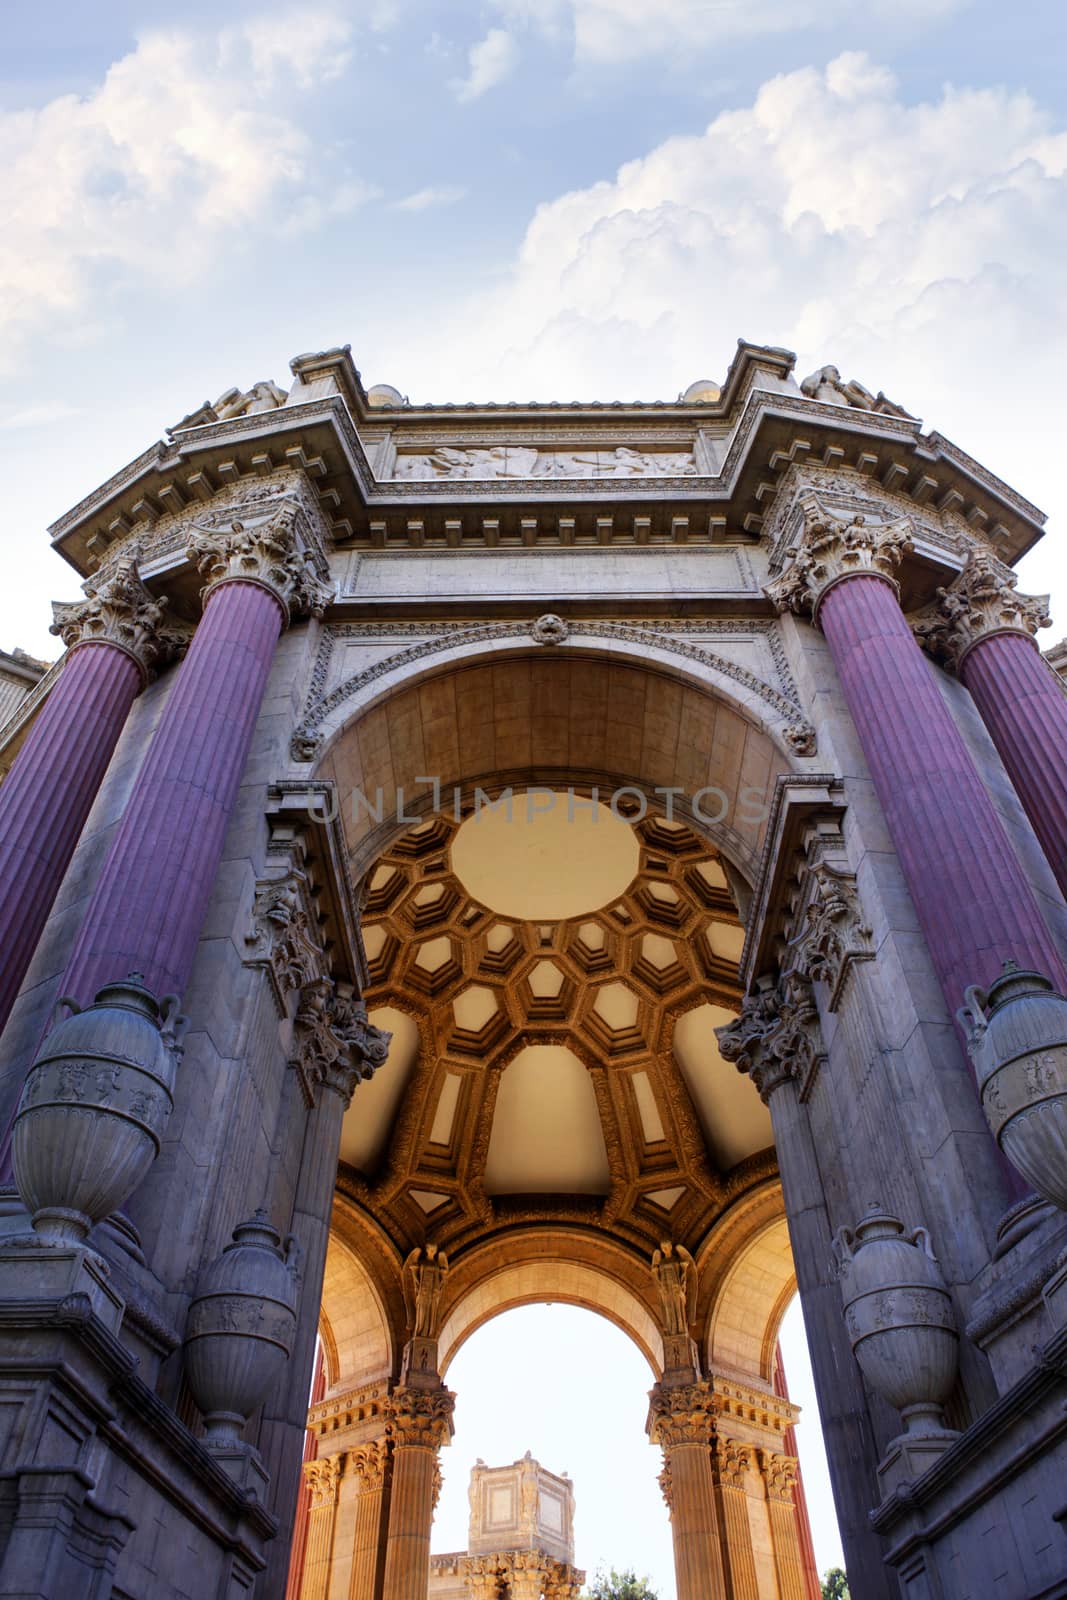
[[787, 862, 874, 1010], [919, 548, 1051, 671], [713, 1435, 753, 1491], [647, 1379, 718, 1449], [766, 499, 913, 621], [188, 510, 333, 624], [291, 977, 391, 1108], [304, 1452, 342, 1509], [716, 971, 826, 1104], [758, 1449, 798, 1504], [50, 554, 186, 684], [348, 1437, 390, 1493], [387, 1385, 455, 1451]]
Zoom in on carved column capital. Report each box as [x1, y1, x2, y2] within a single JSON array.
[[303, 1451, 343, 1508], [347, 1437, 390, 1492], [647, 1379, 718, 1448], [759, 1448, 799, 1503], [786, 861, 873, 1009], [658, 1458, 674, 1514], [50, 553, 186, 685], [918, 548, 1051, 671], [292, 976, 391, 1108], [387, 1384, 455, 1451], [766, 499, 913, 622], [544, 1565, 586, 1600], [188, 508, 333, 625], [458, 1555, 503, 1599], [502, 1550, 553, 1600], [716, 970, 825, 1104], [712, 1435, 753, 1490]]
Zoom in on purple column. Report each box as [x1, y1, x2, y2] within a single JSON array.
[[60, 580, 284, 1006], [818, 574, 1067, 1013], [961, 633, 1067, 899], [0, 644, 141, 1034]]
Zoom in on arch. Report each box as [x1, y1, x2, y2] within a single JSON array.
[[318, 1230, 394, 1391], [312, 647, 798, 880], [705, 1213, 796, 1385], [438, 1260, 664, 1380]]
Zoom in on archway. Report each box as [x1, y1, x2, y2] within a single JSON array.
[[289, 649, 824, 1600]]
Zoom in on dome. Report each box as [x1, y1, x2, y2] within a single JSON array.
[[679, 378, 722, 403], [366, 383, 408, 408]]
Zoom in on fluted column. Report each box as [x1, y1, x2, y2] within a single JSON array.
[[381, 1386, 454, 1600], [300, 1453, 343, 1600], [648, 1381, 727, 1600], [768, 506, 1067, 1022], [346, 1439, 391, 1600], [922, 550, 1067, 899], [0, 554, 180, 1037], [759, 1451, 806, 1600], [59, 513, 331, 1006], [711, 1437, 759, 1600]]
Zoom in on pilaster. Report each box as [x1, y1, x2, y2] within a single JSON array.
[[300, 1453, 343, 1600], [759, 1451, 806, 1600]]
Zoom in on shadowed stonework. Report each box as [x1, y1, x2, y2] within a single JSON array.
[[0, 341, 1065, 1600]]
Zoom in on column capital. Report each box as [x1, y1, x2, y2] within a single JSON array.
[[188, 508, 333, 625], [458, 1555, 503, 1600], [347, 1436, 390, 1492], [502, 1550, 552, 1600], [303, 1451, 343, 1508], [712, 1435, 754, 1490], [918, 548, 1051, 671], [387, 1383, 455, 1450], [765, 499, 913, 622], [647, 1378, 718, 1448], [758, 1448, 799, 1503], [716, 970, 825, 1104], [292, 977, 391, 1108], [50, 552, 186, 686]]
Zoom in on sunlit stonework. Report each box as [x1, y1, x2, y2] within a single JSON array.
[[0, 340, 1065, 1600]]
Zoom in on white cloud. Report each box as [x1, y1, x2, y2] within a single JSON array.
[[392, 184, 468, 211], [492, 0, 970, 62], [452, 27, 519, 102], [0, 10, 362, 368], [391, 53, 1067, 615]]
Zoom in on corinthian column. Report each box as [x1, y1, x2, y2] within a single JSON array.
[[767, 503, 1066, 1021], [300, 1453, 343, 1600], [759, 1451, 806, 1600], [921, 549, 1067, 899], [0, 554, 180, 1036], [58, 511, 332, 1006], [346, 1439, 392, 1600], [381, 1386, 454, 1600], [647, 1381, 727, 1600], [711, 1437, 759, 1600]]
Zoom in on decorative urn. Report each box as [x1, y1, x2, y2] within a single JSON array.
[[12, 973, 184, 1244], [959, 962, 1067, 1210], [832, 1205, 959, 1440], [184, 1209, 300, 1444]]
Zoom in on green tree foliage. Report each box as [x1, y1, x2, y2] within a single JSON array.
[[585, 1569, 658, 1600], [821, 1568, 850, 1600]]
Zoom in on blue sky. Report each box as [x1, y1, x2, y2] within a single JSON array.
[[2, 5, 1065, 1585]]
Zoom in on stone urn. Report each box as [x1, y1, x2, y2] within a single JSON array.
[[959, 962, 1067, 1210], [12, 973, 185, 1244], [184, 1209, 300, 1445], [832, 1205, 959, 1439]]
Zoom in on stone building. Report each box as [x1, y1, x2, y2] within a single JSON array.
[[0, 341, 1065, 1599], [427, 1453, 584, 1599]]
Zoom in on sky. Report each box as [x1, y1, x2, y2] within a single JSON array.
[[432, 1296, 834, 1596], [3, 4, 1065, 1587]]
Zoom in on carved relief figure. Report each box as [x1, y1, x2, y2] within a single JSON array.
[[403, 1242, 449, 1338], [651, 1240, 696, 1336]]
